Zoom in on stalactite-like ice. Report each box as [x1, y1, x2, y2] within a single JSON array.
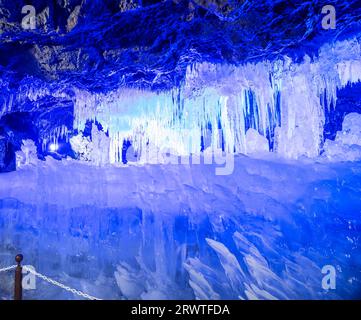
[[69, 38, 360, 163], [42, 125, 69, 152], [70, 124, 110, 165]]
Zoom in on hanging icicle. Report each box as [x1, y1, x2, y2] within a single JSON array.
[[72, 38, 361, 163]]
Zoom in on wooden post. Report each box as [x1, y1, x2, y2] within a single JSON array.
[[14, 254, 23, 300]]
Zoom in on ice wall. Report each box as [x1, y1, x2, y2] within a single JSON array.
[[1, 156, 360, 299], [72, 38, 361, 163]]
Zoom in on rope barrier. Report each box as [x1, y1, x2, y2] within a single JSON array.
[[2, 256, 103, 300], [23, 265, 103, 300], [0, 265, 17, 273]]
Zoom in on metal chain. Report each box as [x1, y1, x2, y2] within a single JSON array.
[[23, 266, 102, 300], [0, 265, 17, 273]]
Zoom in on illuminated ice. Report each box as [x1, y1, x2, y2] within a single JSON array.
[[71, 39, 361, 163], [0, 155, 360, 300], [16, 140, 38, 168], [323, 113, 361, 161]]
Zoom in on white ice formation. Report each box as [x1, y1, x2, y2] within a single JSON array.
[[323, 112, 361, 161], [71, 38, 361, 164], [70, 124, 110, 165], [16, 139, 38, 168]]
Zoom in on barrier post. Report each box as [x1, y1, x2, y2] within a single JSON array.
[[14, 254, 23, 300]]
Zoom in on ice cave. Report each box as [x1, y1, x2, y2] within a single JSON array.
[[0, 0, 361, 300]]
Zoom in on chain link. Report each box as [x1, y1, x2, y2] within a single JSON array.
[[23, 266, 102, 300], [0, 265, 17, 273]]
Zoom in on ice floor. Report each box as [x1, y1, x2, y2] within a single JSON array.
[[0, 155, 360, 300]]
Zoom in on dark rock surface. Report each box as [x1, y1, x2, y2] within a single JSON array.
[[1, 0, 360, 93], [0, 134, 15, 172]]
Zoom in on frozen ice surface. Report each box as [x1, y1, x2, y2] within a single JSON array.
[[0, 155, 360, 300]]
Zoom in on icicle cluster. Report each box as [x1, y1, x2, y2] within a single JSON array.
[[71, 38, 361, 163], [42, 125, 69, 151], [1, 81, 67, 118]]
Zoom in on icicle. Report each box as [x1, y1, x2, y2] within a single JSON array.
[[72, 38, 361, 162], [42, 125, 69, 152]]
